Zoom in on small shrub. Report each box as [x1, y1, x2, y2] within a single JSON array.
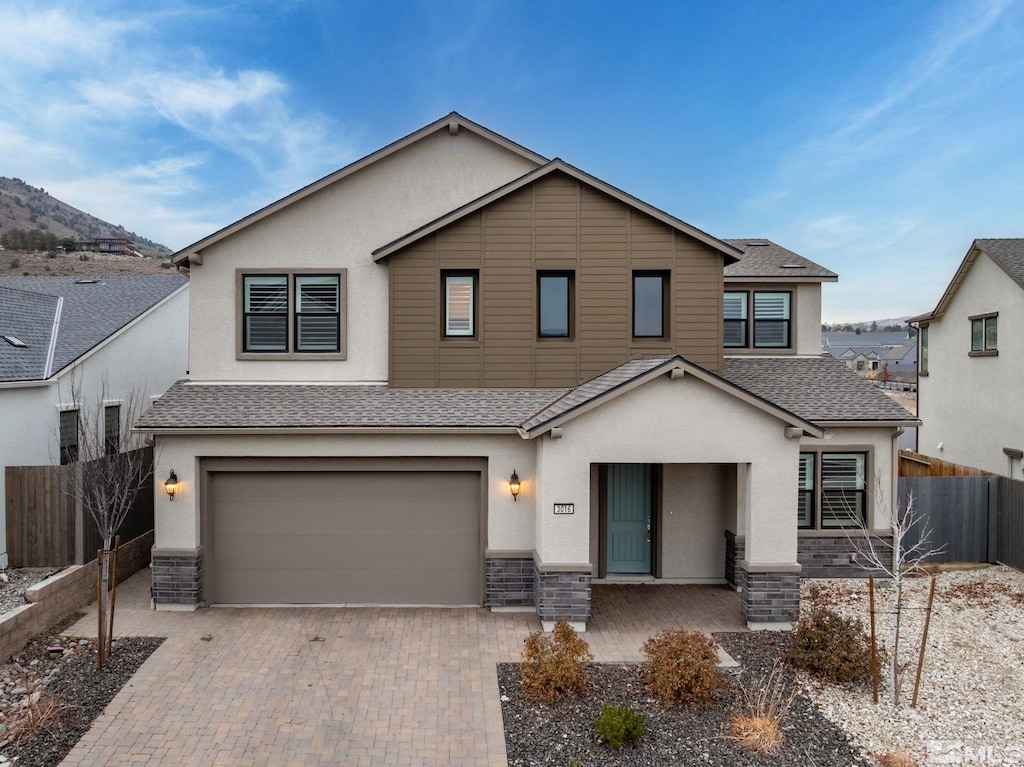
[[641, 628, 727, 707], [160, 260, 172, 269], [8, 257, 19, 269], [784, 607, 872, 684], [521, 621, 592, 702], [595, 704, 646, 750], [728, 663, 796, 755], [79, 253, 89, 261], [6, 689, 72, 744]]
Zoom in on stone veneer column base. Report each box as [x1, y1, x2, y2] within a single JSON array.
[[740, 561, 800, 628], [485, 555, 536, 607], [724, 531, 745, 590], [533, 560, 592, 626], [151, 547, 203, 609]]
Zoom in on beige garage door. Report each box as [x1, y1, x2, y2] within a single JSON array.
[[210, 471, 481, 605]]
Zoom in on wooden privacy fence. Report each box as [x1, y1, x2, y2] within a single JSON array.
[[5, 447, 154, 568], [898, 449, 993, 478], [897, 474, 1024, 569], [5, 464, 76, 567]]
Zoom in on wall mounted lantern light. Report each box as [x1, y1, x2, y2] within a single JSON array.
[[509, 470, 521, 502], [164, 469, 180, 501]]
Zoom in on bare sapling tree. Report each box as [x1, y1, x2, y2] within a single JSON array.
[[57, 376, 154, 667], [848, 479, 946, 705]]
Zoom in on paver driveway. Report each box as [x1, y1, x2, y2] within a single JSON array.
[[60, 572, 744, 766]]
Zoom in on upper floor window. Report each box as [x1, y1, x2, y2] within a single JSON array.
[[798, 451, 867, 530], [240, 271, 345, 357], [920, 326, 928, 373], [633, 271, 668, 338], [723, 291, 792, 349], [443, 271, 477, 337], [970, 313, 997, 355], [104, 404, 120, 456], [538, 271, 573, 338], [59, 409, 79, 465]]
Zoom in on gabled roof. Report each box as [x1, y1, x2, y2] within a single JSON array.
[[0, 276, 188, 383], [909, 238, 1024, 323], [722, 356, 918, 425], [372, 160, 743, 263], [723, 239, 838, 281], [518, 355, 824, 438], [171, 112, 548, 266]]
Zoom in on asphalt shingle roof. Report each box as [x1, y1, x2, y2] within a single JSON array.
[[137, 383, 567, 430], [976, 238, 1024, 289], [723, 239, 837, 279], [722, 356, 916, 422], [0, 276, 187, 382]]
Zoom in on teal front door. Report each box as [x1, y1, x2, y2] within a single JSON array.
[[606, 464, 653, 574]]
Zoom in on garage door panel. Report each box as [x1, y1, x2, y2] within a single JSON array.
[[210, 470, 481, 605]]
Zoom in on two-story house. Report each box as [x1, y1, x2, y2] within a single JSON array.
[[141, 114, 914, 628], [910, 239, 1024, 477]]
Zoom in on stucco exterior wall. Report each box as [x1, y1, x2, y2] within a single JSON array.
[[918, 253, 1024, 477], [0, 285, 188, 568], [661, 463, 732, 580], [186, 130, 539, 383], [795, 282, 823, 356], [533, 374, 801, 567]]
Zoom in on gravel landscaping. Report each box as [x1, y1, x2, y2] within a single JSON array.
[[799, 564, 1024, 766], [0, 572, 163, 767], [499, 631, 870, 767]]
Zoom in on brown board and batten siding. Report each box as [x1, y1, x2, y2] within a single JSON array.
[[388, 172, 724, 388]]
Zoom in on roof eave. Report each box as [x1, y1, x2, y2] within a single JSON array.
[[138, 426, 523, 436], [814, 419, 921, 428], [171, 112, 549, 266], [724, 275, 839, 283]]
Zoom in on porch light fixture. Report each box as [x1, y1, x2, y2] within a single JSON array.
[[164, 470, 180, 501], [509, 470, 521, 502]]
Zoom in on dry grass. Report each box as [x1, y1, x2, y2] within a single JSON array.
[[4, 689, 74, 743], [874, 750, 917, 767], [728, 663, 796, 755]]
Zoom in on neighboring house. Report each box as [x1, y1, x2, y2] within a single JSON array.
[[910, 239, 1024, 477], [822, 332, 918, 380], [77, 238, 138, 255], [0, 276, 189, 567], [142, 113, 914, 628]]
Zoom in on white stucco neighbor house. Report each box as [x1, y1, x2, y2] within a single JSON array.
[[0, 275, 189, 568], [910, 238, 1024, 478], [141, 113, 916, 628]]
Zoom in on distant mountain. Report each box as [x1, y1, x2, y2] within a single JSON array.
[[822, 317, 914, 334], [0, 177, 171, 257]]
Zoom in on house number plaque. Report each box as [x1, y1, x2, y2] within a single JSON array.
[[553, 503, 574, 515]]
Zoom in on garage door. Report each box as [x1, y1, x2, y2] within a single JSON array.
[[210, 470, 481, 605]]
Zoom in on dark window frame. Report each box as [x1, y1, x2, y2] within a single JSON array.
[[537, 271, 574, 339], [59, 409, 79, 466], [239, 270, 345, 358], [632, 270, 669, 339], [104, 404, 120, 456], [723, 291, 748, 348], [723, 290, 793, 350], [969, 313, 998, 355], [442, 270, 479, 339], [798, 450, 868, 530]]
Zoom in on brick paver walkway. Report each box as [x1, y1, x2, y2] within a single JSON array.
[[59, 573, 744, 766]]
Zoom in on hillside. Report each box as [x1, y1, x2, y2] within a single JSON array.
[[0, 249, 180, 277], [0, 177, 172, 257]]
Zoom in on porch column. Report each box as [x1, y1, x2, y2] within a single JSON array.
[[151, 441, 202, 610]]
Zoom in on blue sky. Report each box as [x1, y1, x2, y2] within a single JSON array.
[[2, 0, 1022, 321]]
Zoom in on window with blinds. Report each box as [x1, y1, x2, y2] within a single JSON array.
[[295, 276, 340, 352], [243, 275, 288, 352], [723, 291, 748, 347], [444, 273, 476, 337], [241, 272, 343, 354], [798, 451, 866, 529], [753, 292, 791, 348]]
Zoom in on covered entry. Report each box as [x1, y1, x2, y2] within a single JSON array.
[[208, 470, 481, 605]]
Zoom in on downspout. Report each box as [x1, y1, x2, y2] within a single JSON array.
[[43, 296, 63, 379]]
